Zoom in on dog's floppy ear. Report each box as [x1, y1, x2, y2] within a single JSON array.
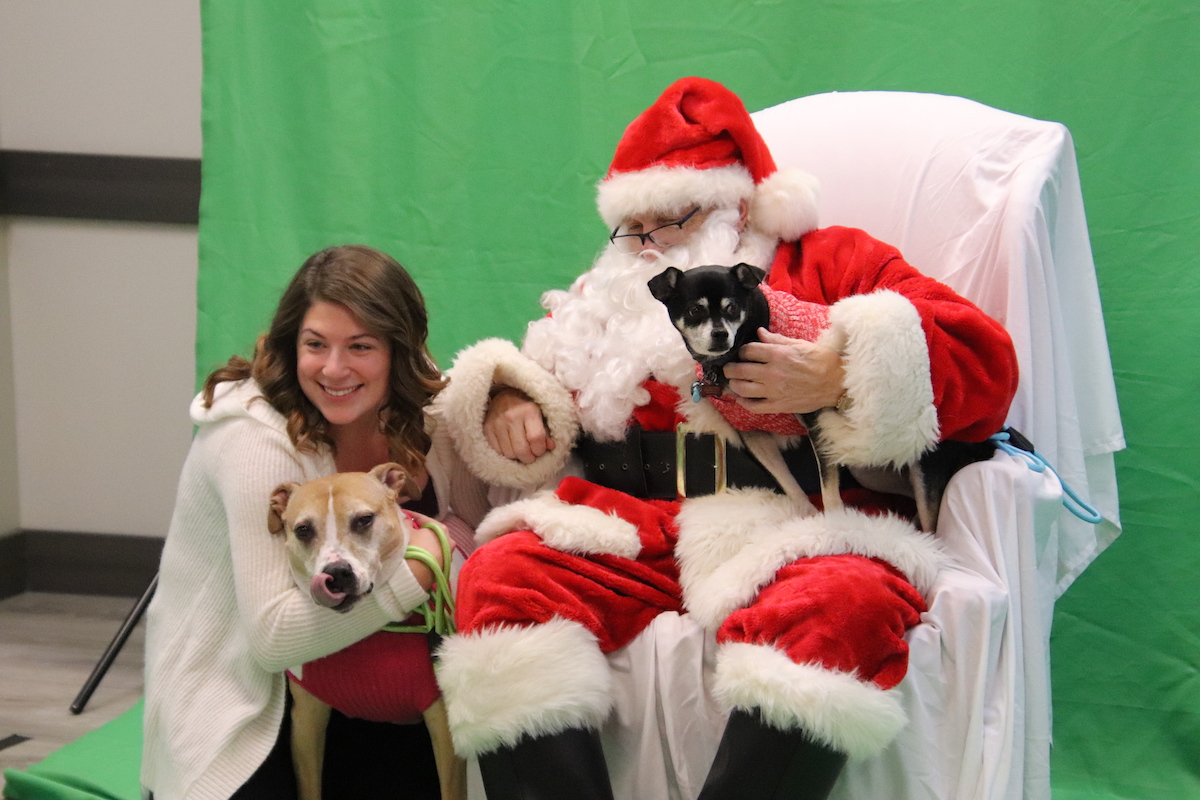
[[370, 462, 422, 504], [268, 482, 300, 535], [647, 267, 684, 302], [732, 263, 767, 289]]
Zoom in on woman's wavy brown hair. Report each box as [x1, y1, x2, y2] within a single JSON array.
[[201, 245, 447, 474]]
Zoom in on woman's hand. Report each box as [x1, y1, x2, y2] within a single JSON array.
[[483, 386, 556, 464], [723, 329, 846, 414]]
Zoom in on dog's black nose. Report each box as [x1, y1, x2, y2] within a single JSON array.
[[322, 562, 358, 595], [711, 329, 729, 343]]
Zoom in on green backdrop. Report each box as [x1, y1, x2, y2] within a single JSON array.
[[198, 2, 1200, 797]]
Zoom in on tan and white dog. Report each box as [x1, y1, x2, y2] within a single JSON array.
[[268, 463, 465, 800]]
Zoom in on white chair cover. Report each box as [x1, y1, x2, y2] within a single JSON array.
[[751, 90, 1124, 591]]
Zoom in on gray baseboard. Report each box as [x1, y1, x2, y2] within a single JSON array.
[[0, 530, 162, 600]]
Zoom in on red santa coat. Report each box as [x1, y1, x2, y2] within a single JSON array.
[[433, 226, 1018, 761], [766, 227, 1016, 445]]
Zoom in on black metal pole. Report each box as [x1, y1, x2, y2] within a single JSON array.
[[70, 572, 158, 714]]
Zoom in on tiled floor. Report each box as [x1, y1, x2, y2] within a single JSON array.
[[0, 592, 145, 794]]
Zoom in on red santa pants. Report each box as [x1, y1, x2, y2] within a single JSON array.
[[455, 478, 926, 690]]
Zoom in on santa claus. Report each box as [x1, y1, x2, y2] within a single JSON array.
[[431, 77, 1018, 800]]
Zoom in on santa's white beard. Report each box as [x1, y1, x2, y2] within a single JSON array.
[[522, 208, 778, 441]]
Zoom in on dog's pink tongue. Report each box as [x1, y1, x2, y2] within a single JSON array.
[[310, 572, 346, 608]]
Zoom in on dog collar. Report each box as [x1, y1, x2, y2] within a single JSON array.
[[691, 365, 724, 402]]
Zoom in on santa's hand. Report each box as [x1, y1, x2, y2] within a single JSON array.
[[484, 386, 556, 464], [724, 329, 845, 415]]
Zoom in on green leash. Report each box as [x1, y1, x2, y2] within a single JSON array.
[[382, 518, 456, 635]]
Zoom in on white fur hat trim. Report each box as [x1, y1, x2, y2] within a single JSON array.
[[597, 163, 755, 231], [597, 163, 820, 242]]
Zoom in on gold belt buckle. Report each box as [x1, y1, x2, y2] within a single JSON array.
[[675, 423, 727, 498]]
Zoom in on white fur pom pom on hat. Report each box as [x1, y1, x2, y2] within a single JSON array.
[[750, 168, 821, 240]]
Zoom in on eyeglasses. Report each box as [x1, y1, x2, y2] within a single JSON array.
[[609, 207, 701, 253]]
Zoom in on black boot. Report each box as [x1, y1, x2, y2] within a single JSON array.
[[697, 708, 848, 800], [477, 725, 615, 800]]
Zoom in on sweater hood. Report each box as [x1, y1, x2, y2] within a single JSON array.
[[190, 378, 288, 433]]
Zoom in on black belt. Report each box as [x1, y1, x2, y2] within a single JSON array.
[[576, 425, 829, 500]]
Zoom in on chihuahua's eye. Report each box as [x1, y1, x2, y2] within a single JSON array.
[[293, 522, 316, 542], [351, 513, 375, 534], [722, 301, 742, 320], [684, 305, 707, 325]]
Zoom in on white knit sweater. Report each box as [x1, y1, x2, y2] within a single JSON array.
[[141, 379, 487, 800]]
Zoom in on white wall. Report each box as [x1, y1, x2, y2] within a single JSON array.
[[7, 220, 198, 535], [0, 0, 202, 537], [0, 1, 202, 157]]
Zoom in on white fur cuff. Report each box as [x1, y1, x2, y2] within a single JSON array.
[[816, 290, 940, 467], [714, 642, 907, 760], [474, 491, 642, 559], [437, 338, 579, 490], [677, 495, 945, 630], [435, 617, 613, 757]]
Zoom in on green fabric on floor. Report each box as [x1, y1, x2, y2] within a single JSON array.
[[2, 700, 142, 800]]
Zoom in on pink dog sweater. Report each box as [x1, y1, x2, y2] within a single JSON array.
[[704, 284, 830, 435]]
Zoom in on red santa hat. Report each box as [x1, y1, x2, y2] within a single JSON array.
[[597, 77, 820, 241]]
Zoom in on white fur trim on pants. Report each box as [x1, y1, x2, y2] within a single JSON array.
[[714, 642, 907, 760], [436, 338, 579, 490], [435, 617, 613, 757], [474, 491, 642, 558], [676, 490, 945, 630], [816, 290, 940, 467]]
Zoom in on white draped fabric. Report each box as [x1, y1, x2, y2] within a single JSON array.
[[751, 90, 1124, 592]]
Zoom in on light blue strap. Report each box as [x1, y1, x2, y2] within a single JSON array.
[[989, 432, 1103, 524], [382, 518, 456, 635]]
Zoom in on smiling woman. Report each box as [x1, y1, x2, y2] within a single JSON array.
[[204, 245, 447, 477], [140, 245, 488, 800]]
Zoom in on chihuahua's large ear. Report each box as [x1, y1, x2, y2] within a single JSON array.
[[732, 263, 767, 289], [268, 482, 299, 535], [370, 462, 421, 504], [647, 267, 684, 302]]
